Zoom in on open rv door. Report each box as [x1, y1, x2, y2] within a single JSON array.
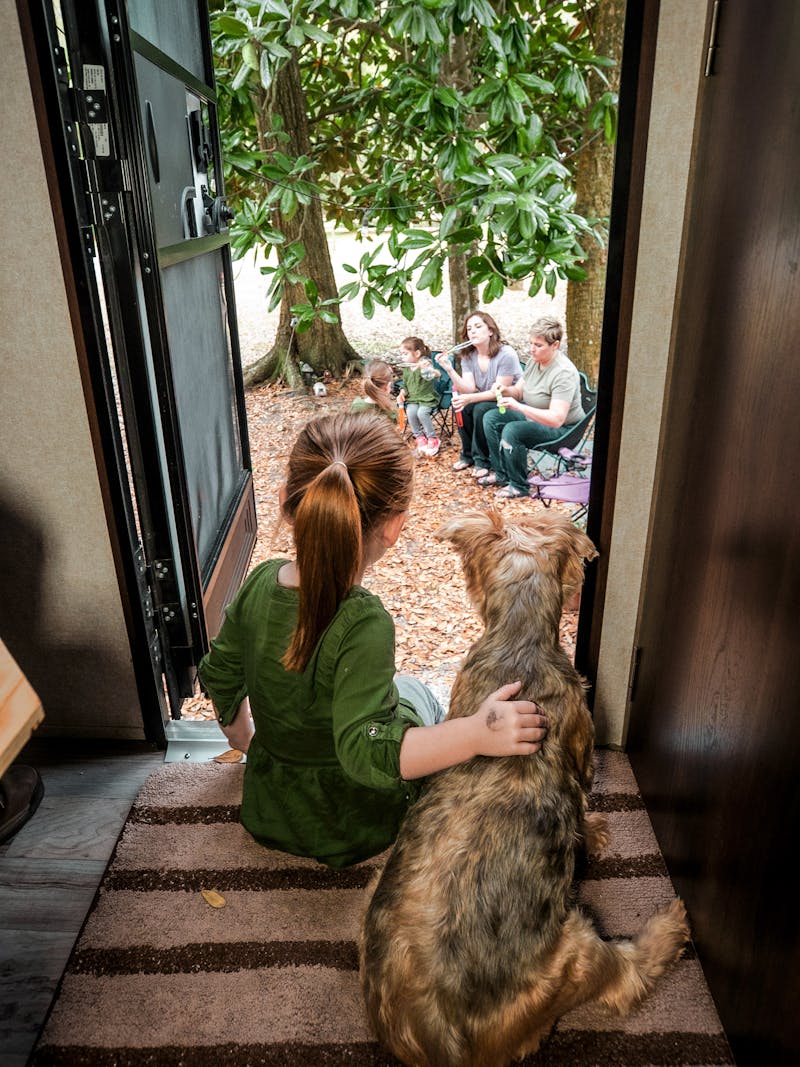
[[29, 0, 256, 745]]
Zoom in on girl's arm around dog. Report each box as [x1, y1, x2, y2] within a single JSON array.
[[399, 681, 547, 780]]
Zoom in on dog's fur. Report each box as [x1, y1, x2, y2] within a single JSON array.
[[360, 509, 689, 1067]]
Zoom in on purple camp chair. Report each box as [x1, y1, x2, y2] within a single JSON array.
[[528, 447, 591, 524]]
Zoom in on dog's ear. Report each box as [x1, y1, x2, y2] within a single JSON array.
[[435, 510, 506, 619], [560, 523, 598, 589], [434, 509, 504, 552]]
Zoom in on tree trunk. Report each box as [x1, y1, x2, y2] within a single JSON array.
[[565, 0, 625, 386], [244, 55, 360, 388], [446, 250, 477, 340], [439, 31, 478, 340]]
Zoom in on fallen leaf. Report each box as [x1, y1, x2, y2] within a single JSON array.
[[201, 889, 226, 909], [213, 749, 244, 763]]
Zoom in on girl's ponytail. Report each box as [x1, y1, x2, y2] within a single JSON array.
[[281, 414, 414, 672], [283, 463, 361, 672], [363, 360, 396, 414]]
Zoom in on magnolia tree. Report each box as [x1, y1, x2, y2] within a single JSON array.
[[211, 0, 618, 385]]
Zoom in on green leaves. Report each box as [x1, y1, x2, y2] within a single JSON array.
[[213, 0, 619, 317]]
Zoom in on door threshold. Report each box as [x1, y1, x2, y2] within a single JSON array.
[[164, 718, 245, 763]]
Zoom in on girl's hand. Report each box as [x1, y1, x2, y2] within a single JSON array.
[[219, 697, 255, 754], [397, 390, 406, 404], [472, 681, 547, 757], [452, 393, 467, 412]]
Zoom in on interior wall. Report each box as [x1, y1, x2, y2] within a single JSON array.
[[0, 0, 144, 737], [592, 0, 709, 745]]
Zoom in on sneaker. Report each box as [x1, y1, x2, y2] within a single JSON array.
[[425, 437, 441, 457], [415, 436, 429, 453]]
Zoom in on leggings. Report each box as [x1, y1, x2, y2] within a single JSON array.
[[395, 676, 446, 725]]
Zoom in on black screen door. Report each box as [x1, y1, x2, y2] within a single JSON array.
[[34, 0, 256, 739]]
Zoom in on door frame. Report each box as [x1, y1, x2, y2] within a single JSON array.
[[574, 0, 661, 696]]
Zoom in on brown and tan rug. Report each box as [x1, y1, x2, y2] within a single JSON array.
[[32, 750, 734, 1066]]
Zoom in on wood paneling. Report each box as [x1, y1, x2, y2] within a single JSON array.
[[629, 2, 800, 1063]]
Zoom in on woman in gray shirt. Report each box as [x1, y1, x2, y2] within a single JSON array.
[[437, 311, 522, 477]]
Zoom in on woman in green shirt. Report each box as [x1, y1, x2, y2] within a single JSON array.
[[199, 414, 547, 868]]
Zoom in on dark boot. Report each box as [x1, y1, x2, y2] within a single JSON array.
[[0, 765, 44, 845]]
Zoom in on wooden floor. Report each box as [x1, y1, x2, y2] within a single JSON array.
[[0, 738, 165, 1066]]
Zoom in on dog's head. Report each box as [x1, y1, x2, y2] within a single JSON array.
[[434, 509, 598, 622]]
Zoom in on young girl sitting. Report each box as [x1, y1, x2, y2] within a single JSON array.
[[397, 336, 442, 456], [351, 359, 398, 422], [198, 414, 547, 869]]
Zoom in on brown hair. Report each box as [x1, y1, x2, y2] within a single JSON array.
[[401, 336, 432, 361], [281, 414, 414, 672], [363, 359, 396, 414], [458, 311, 503, 359], [529, 316, 563, 345]]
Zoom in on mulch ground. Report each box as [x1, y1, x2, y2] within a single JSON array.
[[183, 376, 579, 720]]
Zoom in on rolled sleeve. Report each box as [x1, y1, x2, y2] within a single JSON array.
[[197, 601, 247, 726], [330, 602, 421, 791]]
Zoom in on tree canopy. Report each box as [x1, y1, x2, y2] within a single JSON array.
[[211, 0, 617, 374]]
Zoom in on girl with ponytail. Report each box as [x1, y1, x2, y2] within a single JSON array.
[[351, 359, 399, 420], [199, 413, 546, 868]]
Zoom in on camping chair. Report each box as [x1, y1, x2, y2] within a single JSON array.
[[526, 371, 597, 477], [529, 448, 592, 527], [429, 353, 456, 441]]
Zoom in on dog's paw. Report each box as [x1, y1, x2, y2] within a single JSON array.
[[661, 897, 691, 956], [581, 812, 610, 856], [637, 897, 691, 975]]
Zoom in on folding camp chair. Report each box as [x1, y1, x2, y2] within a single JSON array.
[[526, 371, 597, 476], [429, 353, 456, 441]]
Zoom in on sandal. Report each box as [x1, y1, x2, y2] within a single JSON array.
[[477, 473, 499, 486], [470, 467, 490, 479], [495, 486, 527, 499], [452, 460, 472, 471]]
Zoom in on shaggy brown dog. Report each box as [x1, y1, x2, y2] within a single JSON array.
[[361, 509, 689, 1067]]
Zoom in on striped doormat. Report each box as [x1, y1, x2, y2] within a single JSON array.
[[32, 750, 734, 1066]]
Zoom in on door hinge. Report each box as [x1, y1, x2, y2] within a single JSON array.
[[704, 0, 722, 77], [71, 63, 114, 159], [628, 645, 643, 704], [149, 627, 163, 667]]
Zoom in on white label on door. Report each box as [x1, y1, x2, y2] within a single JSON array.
[[83, 64, 106, 91], [89, 123, 111, 157]]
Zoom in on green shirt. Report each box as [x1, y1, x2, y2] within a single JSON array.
[[197, 560, 422, 867], [402, 365, 439, 405], [350, 397, 398, 422], [521, 350, 584, 425]]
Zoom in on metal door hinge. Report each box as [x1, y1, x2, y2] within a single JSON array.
[[705, 0, 722, 77], [74, 63, 114, 159]]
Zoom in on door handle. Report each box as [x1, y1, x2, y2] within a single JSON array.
[[200, 185, 235, 234]]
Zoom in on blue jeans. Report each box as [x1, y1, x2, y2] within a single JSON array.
[[396, 676, 446, 726], [483, 408, 569, 493]]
